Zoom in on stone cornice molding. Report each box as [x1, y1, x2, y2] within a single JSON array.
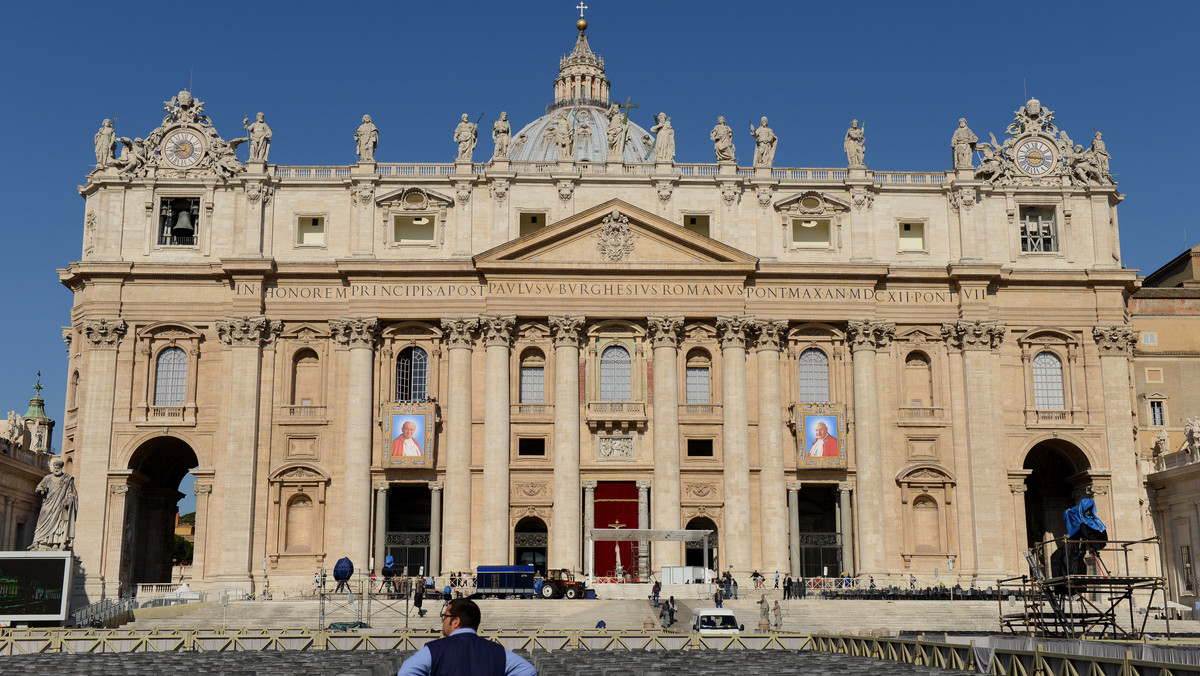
[[716, 315, 754, 349], [549, 315, 586, 348], [217, 315, 281, 347], [646, 315, 684, 349], [440, 317, 478, 349], [329, 316, 379, 349], [479, 314, 516, 347], [1093, 324, 1136, 356], [752, 319, 789, 351], [940, 320, 1004, 352], [80, 318, 127, 349], [847, 319, 895, 351]]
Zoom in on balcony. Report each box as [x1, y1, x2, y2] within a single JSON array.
[[137, 405, 196, 427], [897, 406, 948, 427], [585, 401, 647, 432], [278, 404, 329, 425], [679, 403, 723, 423], [1025, 409, 1080, 427], [511, 403, 554, 423]]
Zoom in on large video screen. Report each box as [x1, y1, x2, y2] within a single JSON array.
[[0, 552, 72, 622]]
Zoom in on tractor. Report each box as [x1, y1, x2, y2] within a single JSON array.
[[539, 568, 587, 599]]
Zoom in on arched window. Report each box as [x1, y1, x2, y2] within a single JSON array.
[[685, 349, 711, 405], [599, 344, 632, 401], [1032, 351, 1065, 410], [904, 351, 933, 407], [153, 347, 188, 406], [291, 349, 320, 406], [798, 348, 830, 403], [520, 349, 545, 404], [395, 346, 429, 401]]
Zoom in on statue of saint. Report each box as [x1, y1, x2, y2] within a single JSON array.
[[492, 112, 511, 160], [454, 113, 478, 162], [29, 457, 77, 551], [750, 117, 777, 167], [355, 115, 379, 163], [710, 116, 736, 162], [5, 411, 23, 448], [844, 119, 865, 167], [552, 112, 573, 161], [650, 112, 675, 162], [605, 104, 627, 161], [243, 112, 273, 162], [94, 119, 116, 168], [951, 118, 978, 169], [1091, 132, 1110, 175]]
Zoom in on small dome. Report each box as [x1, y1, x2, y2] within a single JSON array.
[[509, 106, 654, 164]]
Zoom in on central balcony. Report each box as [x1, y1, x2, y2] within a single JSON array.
[[585, 401, 647, 432]]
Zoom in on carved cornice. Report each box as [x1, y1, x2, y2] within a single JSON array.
[[847, 319, 895, 351], [80, 318, 127, 349], [549, 315, 586, 348], [1093, 324, 1135, 356], [646, 315, 684, 349], [479, 314, 516, 347], [217, 316, 281, 347], [940, 320, 1004, 352], [440, 317, 478, 349], [716, 315, 754, 349], [752, 319, 789, 351], [329, 316, 379, 349]]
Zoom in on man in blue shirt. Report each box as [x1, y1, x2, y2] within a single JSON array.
[[397, 598, 536, 676]]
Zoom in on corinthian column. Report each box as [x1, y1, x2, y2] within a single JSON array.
[[330, 317, 379, 572], [753, 319, 789, 574], [215, 315, 280, 588], [941, 320, 1005, 579], [440, 317, 477, 572], [72, 319, 126, 600], [480, 314, 515, 563], [647, 314, 683, 568], [636, 479, 652, 578], [847, 319, 894, 575], [428, 481, 444, 576], [549, 315, 585, 573], [717, 315, 754, 574], [1093, 325, 1143, 568]]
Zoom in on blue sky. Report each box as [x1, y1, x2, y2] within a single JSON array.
[[1, 1, 1196, 512]]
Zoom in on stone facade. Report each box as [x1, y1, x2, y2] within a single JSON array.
[[61, 20, 1144, 603]]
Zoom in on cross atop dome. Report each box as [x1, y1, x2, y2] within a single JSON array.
[[554, 10, 609, 112]]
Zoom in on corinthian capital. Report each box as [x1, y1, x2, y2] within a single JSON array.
[[716, 315, 754, 348], [440, 317, 478, 348], [80, 318, 127, 349], [940, 320, 1004, 351], [646, 315, 684, 349], [479, 314, 516, 346], [1092, 324, 1136, 355], [847, 319, 896, 351], [329, 316, 379, 349], [752, 319, 789, 351], [549, 315, 586, 347], [217, 315, 281, 347]]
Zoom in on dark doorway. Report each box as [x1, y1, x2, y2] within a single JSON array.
[[385, 484, 432, 577], [514, 517, 548, 576], [125, 437, 199, 590], [684, 516, 718, 571], [797, 484, 842, 578], [1024, 441, 1090, 550]]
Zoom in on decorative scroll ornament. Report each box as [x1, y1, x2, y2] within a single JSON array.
[[595, 210, 636, 261], [973, 97, 1114, 188], [109, 90, 250, 181], [350, 183, 375, 206], [685, 483, 720, 499], [656, 181, 674, 203], [245, 182, 274, 205], [1092, 324, 1136, 355], [940, 320, 1004, 351], [847, 319, 896, 350], [454, 182, 472, 205], [329, 316, 379, 348], [194, 484, 213, 495], [752, 319, 789, 351], [515, 482, 548, 498], [646, 315, 683, 348], [755, 185, 773, 208], [950, 186, 976, 212], [557, 180, 576, 202], [489, 179, 509, 203], [720, 182, 739, 206], [850, 186, 874, 212], [440, 317, 478, 348], [217, 315, 281, 347], [549, 315, 586, 347], [80, 318, 127, 348], [479, 314, 516, 346], [715, 315, 754, 348]]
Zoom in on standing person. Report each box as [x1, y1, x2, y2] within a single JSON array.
[[774, 571, 780, 589], [757, 594, 770, 625], [782, 575, 791, 600], [910, 574, 917, 590], [714, 589, 723, 608], [666, 596, 676, 625], [732, 578, 739, 600], [397, 598, 536, 676], [798, 575, 807, 600], [651, 580, 661, 607], [772, 600, 783, 629], [413, 579, 426, 618]]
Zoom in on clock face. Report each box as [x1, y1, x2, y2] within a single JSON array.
[[1015, 138, 1056, 177], [162, 130, 205, 168]]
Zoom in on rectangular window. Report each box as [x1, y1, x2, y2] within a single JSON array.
[[297, 216, 325, 246], [1141, 332, 1158, 346], [518, 438, 546, 457], [792, 219, 830, 248], [394, 215, 435, 243], [1020, 207, 1057, 253], [1151, 400, 1165, 426], [520, 366, 544, 404], [158, 197, 200, 246], [685, 367, 710, 404], [686, 439, 714, 457], [519, 212, 546, 238], [684, 215, 710, 238], [899, 222, 925, 251]]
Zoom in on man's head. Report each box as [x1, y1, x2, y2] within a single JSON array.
[[256, 112, 265, 122], [401, 420, 416, 438], [50, 457, 65, 475], [814, 422, 829, 439], [461, 113, 469, 122], [441, 598, 482, 635]]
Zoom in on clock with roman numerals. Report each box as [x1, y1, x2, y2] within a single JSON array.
[[162, 129, 205, 168], [1014, 137, 1056, 177]]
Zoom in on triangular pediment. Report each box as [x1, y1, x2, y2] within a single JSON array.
[[775, 190, 851, 213], [475, 199, 757, 273]]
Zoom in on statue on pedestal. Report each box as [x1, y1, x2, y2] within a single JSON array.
[[453, 113, 478, 162], [950, 118, 977, 169], [5, 411, 23, 449], [1090, 132, 1110, 175], [844, 119, 865, 167], [29, 457, 77, 551], [605, 104, 627, 161], [650, 112, 675, 162], [492, 112, 511, 160], [710, 116, 735, 162], [750, 116, 777, 167], [242, 112, 272, 162], [355, 115, 378, 163], [552, 111, 574, 161], [94, 119, 116, 168]]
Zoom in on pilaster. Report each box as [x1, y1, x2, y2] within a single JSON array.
[[753, 319, 789, 573], [440, 317, 478, 571], [428, 481, 444, 577], [716, 315, 753, 573], [330, 317, 379, 570], [549, 315, 585, 573], [480, 314, 515, 564], [1093, 324, 1143, 565], [647, 314, 683, 568], [846, 318, 894, 575], [636, 479, 651, 578]]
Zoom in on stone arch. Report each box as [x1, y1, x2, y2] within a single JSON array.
[[514, 515, 548, 575], [268, 463, 330, 570], [684, 515, 719, 570], [118, 435, 200, 590], [1020, 437, 1094, 553]]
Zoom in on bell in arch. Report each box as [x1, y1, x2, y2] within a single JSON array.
[[171, 209, 194, 237]]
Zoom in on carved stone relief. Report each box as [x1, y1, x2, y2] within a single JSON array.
[[595, 210, 636, 262], [598, 436, 634, 459]]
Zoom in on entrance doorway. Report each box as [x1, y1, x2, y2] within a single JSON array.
[[124, 437, 199, 590], [797, 485, 842, 578], [1024, 441, 1091, 550], [514, 517, 548, 575], [385, 484, 431, 577], [593, 482, 638, 578], [684, 517, 718, 570]]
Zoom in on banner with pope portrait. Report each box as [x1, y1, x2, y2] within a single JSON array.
[[382, 401, 435, 468], [797, 403, 846, 469]]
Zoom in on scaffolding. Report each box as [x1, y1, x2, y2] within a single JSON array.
[[998, 536, 1166, 639]]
